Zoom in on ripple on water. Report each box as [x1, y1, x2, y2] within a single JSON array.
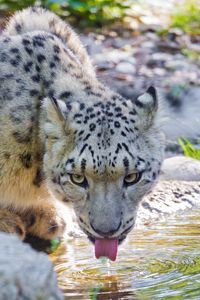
[[50, 208, 200, 300]]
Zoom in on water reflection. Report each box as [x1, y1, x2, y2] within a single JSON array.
[[50, 208, 200, 299]]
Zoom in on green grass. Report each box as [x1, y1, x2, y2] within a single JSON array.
[[171, 0, 200, 34], [178, 138, 200, 160], [181, 48, 200, 64]]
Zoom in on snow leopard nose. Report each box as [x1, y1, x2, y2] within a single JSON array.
[[90, 220, 122, 237]]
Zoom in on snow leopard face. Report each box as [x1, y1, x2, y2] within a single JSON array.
[[43, 86, 165, 244]]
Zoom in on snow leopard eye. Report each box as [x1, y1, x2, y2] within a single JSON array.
[[124, 172, 142, 187], [69, 174, 88, 188]]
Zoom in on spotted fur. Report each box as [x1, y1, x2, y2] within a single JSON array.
[[0, 7, 165, 242]]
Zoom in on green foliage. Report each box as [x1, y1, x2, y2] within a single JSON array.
[[49, 0, 131, 27], [181, 48, 200, 63], [0, 0, 131, 27], [0, 0, 36, 12], [178, 138, 200, 160], [171, 0, 200, 34]]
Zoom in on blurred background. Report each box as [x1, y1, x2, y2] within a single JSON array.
[[0, 0, 200, 152]]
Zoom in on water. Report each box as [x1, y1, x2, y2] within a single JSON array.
[[50, 209, 200, 299]]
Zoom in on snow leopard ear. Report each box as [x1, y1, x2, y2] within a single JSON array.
[[43, 97, 68, 138], [44, 96, 67, 124], [48, 96, 66, 123], [135, 86, 158, 130]]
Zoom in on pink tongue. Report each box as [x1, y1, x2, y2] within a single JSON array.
[[95, 239, 118, 261]]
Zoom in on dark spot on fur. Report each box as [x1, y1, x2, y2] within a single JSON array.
[[10, 48, 19, 54], [25, 214, 36, 228], [25, 47, 33, 56], [35, 65, 41, 72], [123, 157, 129, 172], [89, 123, 96, 131], [114, 121, 120, 128], [79, 143, 88, 156], [81, 158, 86, 171], [80, 103, 85, 110], [3, 37, 11, 43], [50, 61, 56, 68], [19, 152, 32, 168], [37, 54, 46, 63], [33, 36, 45, 47], [53, 45, 60, 53], [83, 133, 91, 141], [121, 131, 127, 137], [33, 168, 46, 187], [59, 91, 72, 99], [30, 89, 40, 96], [15, 23, 22, 33], [10, 59, 20, 67], [31, 74, 40, 83], [43, 80, 52, 88], [35, 151, 44, 162], [22, 39, 31, 46], [0, 52, 8, 62], [13, 131, 31, 144], [4, 152, 10, 159], [135, 99, 144, 108], [53, 55, 60, 62], [48, 89, 55, 97], [74, 113, 82, 119], [23, 61, 33, 73]]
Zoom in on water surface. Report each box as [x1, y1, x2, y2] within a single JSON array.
[[50, 208, 200, 299]]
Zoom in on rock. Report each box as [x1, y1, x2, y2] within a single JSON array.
[[0, 232, 63, 300], [156, 41, 180, 53], [136, 180, 200, 227], [165, 60, 191, 71], [111, 37, 130, 49], [124, 56, 136, 64], [160, 156, 200, 181], [146, 52, 173, 68], [116, 62, 136, 74], [97, 61, 114, 71], [151, 52, 172, 61], [153, 67, 166, 76], [168, 28, 184, 37], [141, 41, 155, 49], [94, 50, 132, 64]]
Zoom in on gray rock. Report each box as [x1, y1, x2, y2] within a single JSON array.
[[160, 156, 200, 181], [151, 52, 172, 61], [165, 60, 191, 71], [136, 180, 200, 227], [0, 233, 63, 300], [141, 41, 155, 49], [116, 62, 136, 74], [94, 50, 132, 64]]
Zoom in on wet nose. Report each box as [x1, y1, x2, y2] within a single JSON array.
[[90, 220, 122, 237]]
